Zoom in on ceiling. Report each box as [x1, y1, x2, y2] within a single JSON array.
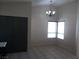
[[32, 0, 76, 6], [0, 0, 76, 6], [0, 0, 30, 2]]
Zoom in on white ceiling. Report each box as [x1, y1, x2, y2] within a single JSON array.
[[0, 0, 76, 6], [0, 0, 31, 2], [32, 0, 76, 6]]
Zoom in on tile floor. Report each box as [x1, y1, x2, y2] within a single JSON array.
[[7, 46, 79, 59]]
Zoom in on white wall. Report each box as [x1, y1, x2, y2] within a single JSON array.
[[31, 5, 58, 46], [0, 2, 32, 50], [58, 1, 77, 55], [76, 0, 79, 57], [31, 1, 77, 55]]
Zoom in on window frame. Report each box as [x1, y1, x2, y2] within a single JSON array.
[[48, 22, 57, 38], [47, 21, 65, 40], [57, 22, 64, 40]]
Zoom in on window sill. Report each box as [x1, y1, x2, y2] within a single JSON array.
[[57, 38, 64, 40]]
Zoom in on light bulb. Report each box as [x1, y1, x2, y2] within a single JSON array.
[[52, 11, 56, 15], [49, 10, 51, 14], [46, 11, 49, 14]]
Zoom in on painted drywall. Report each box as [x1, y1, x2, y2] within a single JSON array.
[[57, 1, 77, 55], [0, 2, 32, 50], [76, 0, 79, 57], [31, 1, 77, 55], [31, 5, 58, 46]]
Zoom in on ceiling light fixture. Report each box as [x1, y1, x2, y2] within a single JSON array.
[[46, 0, 56, 17]]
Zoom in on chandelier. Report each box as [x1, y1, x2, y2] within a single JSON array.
[[46, 0, 56, 16]]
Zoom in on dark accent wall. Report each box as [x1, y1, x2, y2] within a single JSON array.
[[0, 15, 28, 53]]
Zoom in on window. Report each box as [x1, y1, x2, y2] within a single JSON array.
[[48, 22, 57, 38], [57, 22, 64, 39], [48, 22, 64, 39]]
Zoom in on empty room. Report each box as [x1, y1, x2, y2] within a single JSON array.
[[0, 0, 79, 59]]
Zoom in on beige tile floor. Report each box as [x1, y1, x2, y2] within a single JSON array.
[[8, 46, 79, 59]]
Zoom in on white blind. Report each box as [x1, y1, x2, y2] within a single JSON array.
[[57, 22, 64, 39], [48, 22, 57, 38]]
